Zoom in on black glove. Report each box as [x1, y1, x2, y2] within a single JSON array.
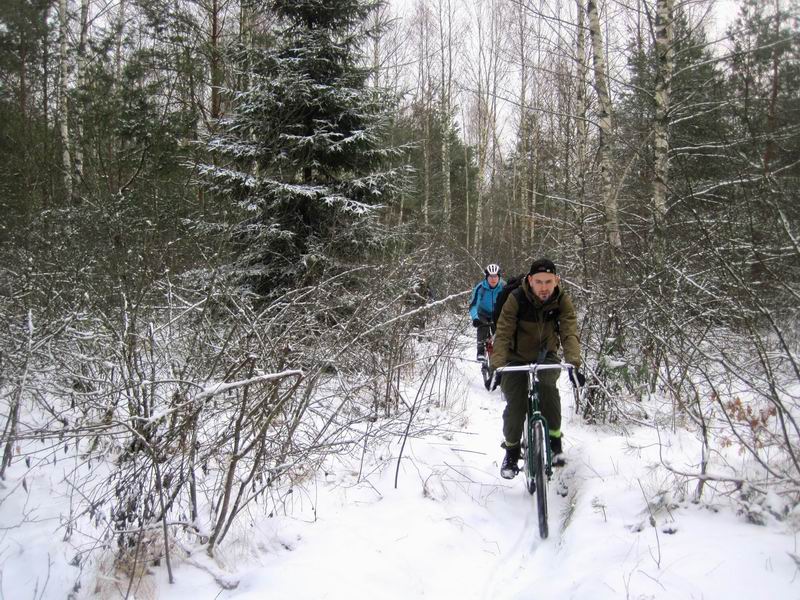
[[572, 370, 586, 387], [472, 318, 482, 327]]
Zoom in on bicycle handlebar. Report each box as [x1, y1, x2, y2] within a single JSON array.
[[494, 362, 575, 374]]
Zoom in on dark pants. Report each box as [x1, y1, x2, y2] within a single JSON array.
[[476, 319, 495, 356], [501, 361, 562, 446]]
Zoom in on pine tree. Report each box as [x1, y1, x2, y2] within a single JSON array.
[[0, 0, 54, 240], [199, 0, 409, 295], [618, 9, 730, 220], [728, 0, 800, 175]]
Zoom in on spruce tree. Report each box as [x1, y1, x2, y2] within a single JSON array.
[[198, 0, 408, 295]]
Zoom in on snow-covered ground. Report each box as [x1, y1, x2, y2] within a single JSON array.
[[2, 335, 798, 599]]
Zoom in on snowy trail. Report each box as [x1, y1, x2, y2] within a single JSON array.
[[152, 335, 799, 600], [4, 335, 797, 599], [470, 358, 581, 600], [157, 338, 579, 600]]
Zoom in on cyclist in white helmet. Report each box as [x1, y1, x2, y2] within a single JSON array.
[[468, 263, 505, 360]]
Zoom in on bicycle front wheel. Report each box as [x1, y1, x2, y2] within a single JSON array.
[[522, 413, 536, 495], [481, 362, 492, 391], [532, 420, 549, 539]]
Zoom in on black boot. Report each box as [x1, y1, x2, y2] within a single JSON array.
[[550, 435, 565, 467], [500, 444, 521, 479]]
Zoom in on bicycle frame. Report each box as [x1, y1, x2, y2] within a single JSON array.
[[484, 335, 494, 358], [495, 362, 576, 538]]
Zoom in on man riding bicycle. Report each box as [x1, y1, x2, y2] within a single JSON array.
[[490, 258, 585, 478], [469, 263, 505, 361]]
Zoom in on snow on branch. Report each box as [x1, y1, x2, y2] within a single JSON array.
[[194, 370, 304, 402], [358, 290, 472, 339]]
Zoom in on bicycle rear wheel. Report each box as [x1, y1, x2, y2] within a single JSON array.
[[532, 420, 549, 538], [522, 414, 536, 495]]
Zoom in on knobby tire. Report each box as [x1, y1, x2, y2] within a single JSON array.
[[522, 414, 535, 495], [533, 421, 549, 539], [481, 362, 492, 391]]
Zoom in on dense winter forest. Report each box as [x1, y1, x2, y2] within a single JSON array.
[[0, 0, 798, 595]]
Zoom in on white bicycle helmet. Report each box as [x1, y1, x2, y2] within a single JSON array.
[[484, 263, 501, 277]]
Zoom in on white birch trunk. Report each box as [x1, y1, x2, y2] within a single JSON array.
[[210, 0, 222, 121], [517, 3, 528, 247], [587, 0, 621, 250], [114, 0, 126, 83], [653, 0, 674, 231], [472, 0, 503, 257], [464, 105, 470, 250], [574, 0, 589, 263], [486, 0, 503, 238], [58, 0, 73, 200], [438, 0, 453, 232], [415, 1, 432, 227], [529, 128, 539, 249], [73, 0, 89, 190], [515, 3, 536, 249], [472, 3, 488, 257], [764, 0, 781, 173]]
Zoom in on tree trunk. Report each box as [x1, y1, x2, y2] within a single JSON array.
[[58, 0, 73, 200], [114, 0, 126, 82], [19, 48, 28, 122], [575, 0, 590, 279], [763, 0, 781, 173], [238, 0, 254, 92], [464, 108, 470, 250], [472, 5, 487, 258], [487, 0, 500, 239], [587, 0, 620, 250], [73, 0, 90, 196], [438, 0, 453, 233], [515, 2, 536, 250], [652, 0, 674, 239], [472, 0, 503, 258], [210, 0, 222, 122], [415, 1, 432, 227]]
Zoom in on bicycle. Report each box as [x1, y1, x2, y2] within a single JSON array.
[[479, 334, 495, 391], [494, 362, 577, 539]]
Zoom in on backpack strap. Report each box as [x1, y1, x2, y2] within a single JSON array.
[[510, 287, 527, 352]]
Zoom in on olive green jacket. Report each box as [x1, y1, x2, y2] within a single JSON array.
[[490, 279, 581, 370]]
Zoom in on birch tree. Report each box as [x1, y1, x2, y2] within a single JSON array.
[[586, 0, 621, 250], [411, 0, 435, 226], [652, 0, 674, 244], [209, 0, 224, 123], [574, 0, 590, 275], [113, 0, 126, 83], [58, 0, 73, 200], [73, 0, 90, 192], [468, 0, 505, 258], [514, 0, 536, 249], [437, 0, 455, 232]]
